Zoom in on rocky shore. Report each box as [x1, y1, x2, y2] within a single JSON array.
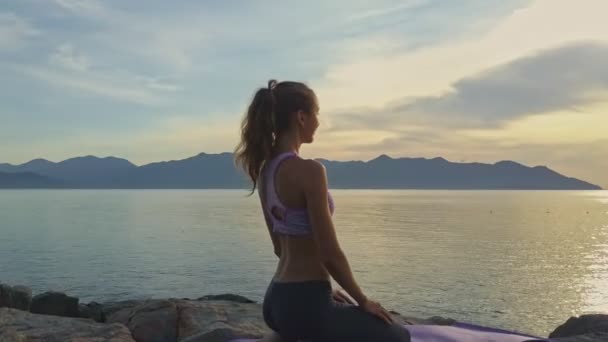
[[1, 283, 607, 341]]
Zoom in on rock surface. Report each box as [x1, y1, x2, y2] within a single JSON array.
[[105, 298, 270, 341], [31, 291, 80, 317], [0, 307, 134, 341], [179, 328, 261, 342], [0, 284, 32, 311], [107, 299, 178, 342], [553, 332, 608, 342], [550, 314, 608, 339], [79, 301, 106, 322], [197, 294, 256, 304], [104, 299, 608, 342], [176, 299, 269, 340], [101, 299, 143, 318], [1, 284, 608, 342]]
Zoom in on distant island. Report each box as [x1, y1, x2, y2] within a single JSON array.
[[0, 152, 602, 190], [0, 171, 67, 188]]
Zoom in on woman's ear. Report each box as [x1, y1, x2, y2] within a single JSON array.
[[296, 110, 306, 127]]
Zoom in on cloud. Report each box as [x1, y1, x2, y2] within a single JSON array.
[[48, 0, 205, 73], [344, 0, 430, 23], [16, 60, 180, 106], [52, 0, 107, 18], [305, 0, 608, 187], [4, 40, 182, 105], [18, 65, 159, 105], [49, 43, 90, 71], [402, 42, 608, 127], [315, 0, 608, 113], [0, 12, 39, 49], [328, 42, 608, 131]]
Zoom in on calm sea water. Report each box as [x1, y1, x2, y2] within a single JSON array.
[[1, 190, 607, 336]]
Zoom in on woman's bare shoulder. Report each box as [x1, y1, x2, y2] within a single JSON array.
[[289, 158, 326, 186]]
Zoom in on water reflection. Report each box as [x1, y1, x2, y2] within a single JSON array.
[[332, 190, 608, 335]]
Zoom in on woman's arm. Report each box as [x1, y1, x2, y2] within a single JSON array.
[[302, 160, 368, 306], [258, 180, 281, 258]]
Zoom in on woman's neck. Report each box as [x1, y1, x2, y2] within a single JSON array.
[[274, 134, 301, 155]]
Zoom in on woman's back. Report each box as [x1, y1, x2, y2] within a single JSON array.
[[259, 152, 331, 282]]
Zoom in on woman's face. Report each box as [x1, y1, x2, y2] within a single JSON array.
[[299, 99, 320, 144]]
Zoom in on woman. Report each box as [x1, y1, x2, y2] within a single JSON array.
[[234, 80, 410, 342]]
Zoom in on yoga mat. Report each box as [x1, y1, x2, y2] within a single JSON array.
[[229, 322, 551, 341]]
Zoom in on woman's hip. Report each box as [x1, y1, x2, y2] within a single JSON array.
[[262, 278, 333, 336]]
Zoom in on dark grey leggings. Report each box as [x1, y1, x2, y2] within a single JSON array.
[[262, 279, 411, 342]]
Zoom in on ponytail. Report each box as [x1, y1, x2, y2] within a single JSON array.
[[234, 80, 277, 193], [235, 79, 316, 193]]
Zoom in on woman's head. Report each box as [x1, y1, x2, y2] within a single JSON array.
[[234, 79, 319, 192]]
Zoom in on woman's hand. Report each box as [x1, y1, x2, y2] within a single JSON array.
[[359, 298, 395, 325], [332, 288, 356, 305]]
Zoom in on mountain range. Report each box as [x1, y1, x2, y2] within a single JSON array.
[[0, 152, 601, 190]]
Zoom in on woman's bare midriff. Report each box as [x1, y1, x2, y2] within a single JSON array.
[[273, 234, 331, 282]]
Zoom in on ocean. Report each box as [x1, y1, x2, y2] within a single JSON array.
[[1, 189, 607, 336]]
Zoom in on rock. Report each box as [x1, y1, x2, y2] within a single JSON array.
[[102, 299, 142, 318], [0, 327, 27, 342], [0, 284, 9, 308], [0, 285, 13, 310], [13, 287, 608, 342], [79, 301, 106, 322], [105, 297, 456, 342], [106, 298, 271, 342], [106, 299, 178, 342], [176, 299, 269, 340], [550, 314, 608, 338], [30, 291, 79, 317], [0, 307, 134, 341], [11, 286, 32, 311], [0, 284, 32, 311], [197, 294, 256, 304], [180, 327, 261, 342], [397, 314, 455, 326], [552, 332, 608, 341]]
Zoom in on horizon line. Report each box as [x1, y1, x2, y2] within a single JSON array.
[[2, 151, 549, 169]]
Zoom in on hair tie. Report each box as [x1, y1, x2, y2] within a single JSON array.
[[268, 79, 278, 92]]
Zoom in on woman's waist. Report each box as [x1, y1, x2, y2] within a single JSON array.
[[274, 259, 330, 283], [268, 274, 332, 298]]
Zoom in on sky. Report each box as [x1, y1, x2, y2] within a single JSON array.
[[1, 0, 607, 188]]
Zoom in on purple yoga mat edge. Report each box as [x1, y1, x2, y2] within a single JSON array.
[[228, 322, 551, 342]]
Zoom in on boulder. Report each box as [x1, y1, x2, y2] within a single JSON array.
[[30, 291, 79, 317], [11, 286, 32, 311], [5, 286, 608, 342], [0, 284, 32, 311], [0, 307, 134, 341], [101, 299, 142, 318], [552, 332, 608, 341], [99, 297, 460, 342], [106, 299, 178, 342], [176, 299, 269, 340], [398, 314, 455, 326], [79, 301, 106, 322], [197, 294, 256, 304], [550, 314, 608, 339], [180, 327, 261, 342], [106, 299, 270, 342]]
